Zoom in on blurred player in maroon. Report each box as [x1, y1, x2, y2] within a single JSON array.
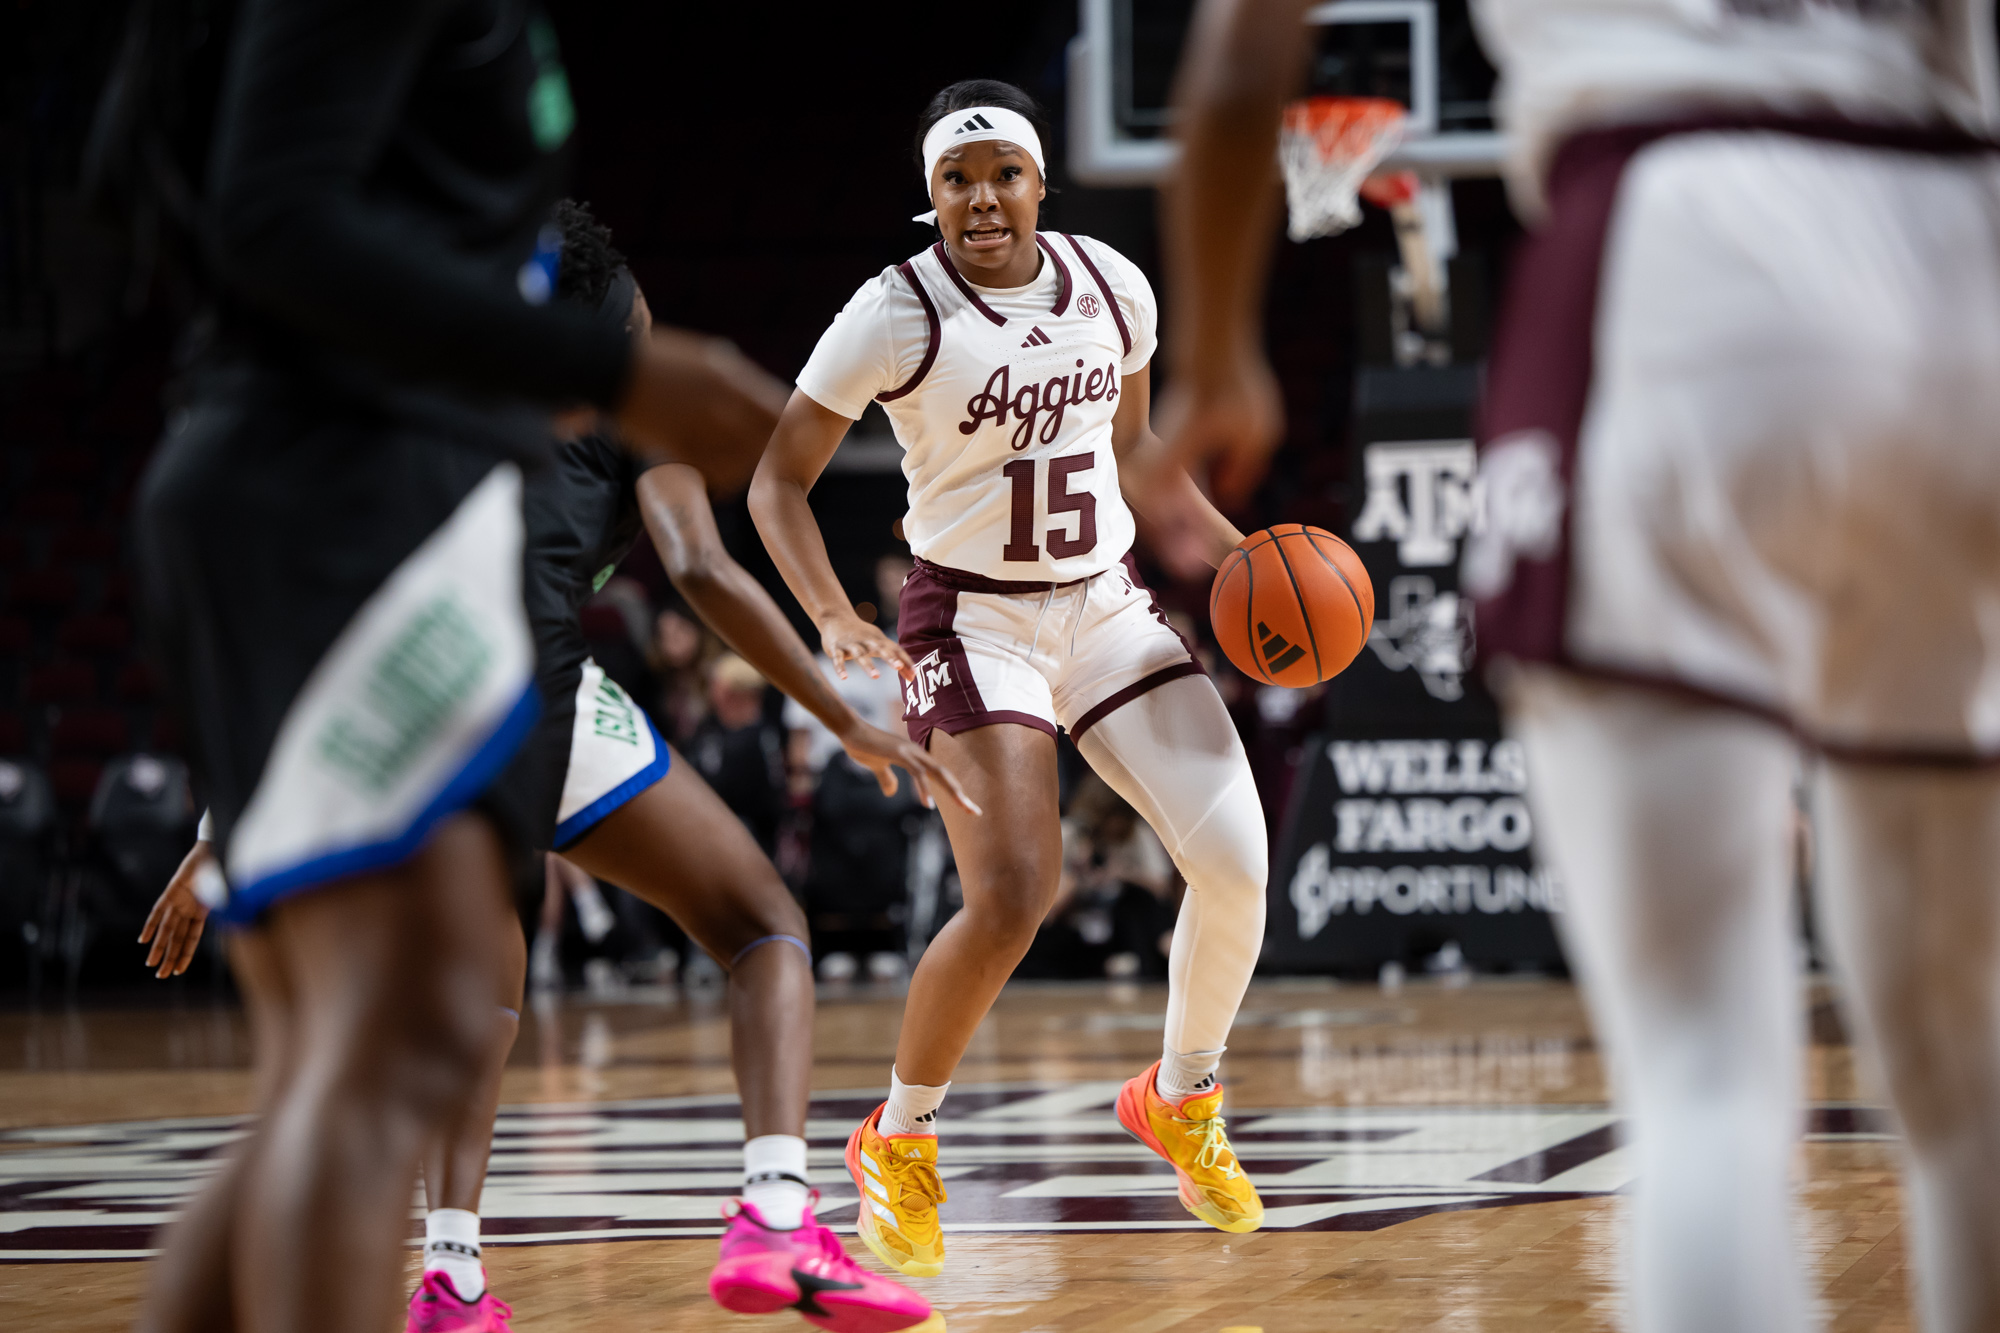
[[1157, 1, 2000, 1330]]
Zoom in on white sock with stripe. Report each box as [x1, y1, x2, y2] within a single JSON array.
[[880, 1067, 948, 1137], [742, 1133, 810, 1230], [1156, 1046, 1224, 1103], [423, 1208, 485, 1302]]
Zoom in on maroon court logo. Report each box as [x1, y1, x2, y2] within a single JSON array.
[[1078, 294, 1100, 319], [0, 1082, 1894, 1262]]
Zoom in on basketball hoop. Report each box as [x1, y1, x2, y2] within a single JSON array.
[[1277, 96, 1407, 242]]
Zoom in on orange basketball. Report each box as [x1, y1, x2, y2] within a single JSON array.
[[1209, 524, 1375, 687]]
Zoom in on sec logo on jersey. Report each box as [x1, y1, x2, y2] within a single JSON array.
[[1077, 293, 1100, 319]]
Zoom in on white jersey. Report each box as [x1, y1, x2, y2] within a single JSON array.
[[1473, 0, 2000, 217], [797, 233, 1156, 583]]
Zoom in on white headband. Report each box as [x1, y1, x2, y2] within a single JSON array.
[[913, 105, 1046, 225]]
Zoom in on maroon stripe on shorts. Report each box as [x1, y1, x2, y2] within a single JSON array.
[[913, 556, 1087, 595], [1476, 114, 2000, 670], [877, 262, 942, 403], [1068, 661, 1206, 742]]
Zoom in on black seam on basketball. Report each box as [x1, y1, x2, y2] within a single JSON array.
[[1302, 530, 1368, 631], [1267, 532, 1322, 682], [1240, 545, 1267, 683]]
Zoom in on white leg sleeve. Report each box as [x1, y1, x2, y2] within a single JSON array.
[[1508, 666, 1809, 1333], [1075, 675, 1268, 1057], [1812, 763, 2000, 1333]]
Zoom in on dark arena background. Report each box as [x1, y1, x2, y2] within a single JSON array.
[[0, 3, 1924, 1331]]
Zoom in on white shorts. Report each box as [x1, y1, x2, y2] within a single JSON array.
[[1471, 126, 2000, 761], [218, 465, 540, 920], [552, 659, 670, 849], [896, 556, 1204, 746]]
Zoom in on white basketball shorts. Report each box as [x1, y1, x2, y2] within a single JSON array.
[[896, 555, 1204, 747], [552, 658, 670, 849]]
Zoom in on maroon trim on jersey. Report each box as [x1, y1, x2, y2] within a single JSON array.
[[897, 563, 1060, 748], [912, 556, 1089, 595], [1036, 235, 1073, 316], [932, 243, 1007, 326], [1068, 661, 1206, 742], [877, 262, 943, 403], [1062, 233, 1131, 358]]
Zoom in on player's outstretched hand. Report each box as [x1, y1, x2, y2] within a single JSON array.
[[616, 327, 790, 494], [819, 610, 915, 684], [836, 719, 983, 816], [1154, 350, 1285, 506], [139, 841, 213, 979]]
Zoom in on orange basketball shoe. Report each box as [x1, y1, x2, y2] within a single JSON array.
[[845, 1105, 948, 1277], [1115, 1060, 1263, 1233]]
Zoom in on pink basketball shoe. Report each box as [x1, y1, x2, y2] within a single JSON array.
[[708, 1197, 933, 1333], [405, 1271, 514, 1333]]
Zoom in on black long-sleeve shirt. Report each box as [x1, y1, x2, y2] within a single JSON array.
[[203, 0, 629, 420]]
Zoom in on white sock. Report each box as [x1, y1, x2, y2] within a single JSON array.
[[742, 1133, 810, 1230], [880, 1067, 948, 1137], [1156, 1046, 1224, 1102], [423, 1208, 485, 1302]]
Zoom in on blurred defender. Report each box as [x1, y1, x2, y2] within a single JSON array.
[[114, 2, 784, 1331], [1159, 1, 2000, 1329]]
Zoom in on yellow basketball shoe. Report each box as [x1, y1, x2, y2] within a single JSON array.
[[845, 1104, 948, 1277], [1115, 1060, 1263, 1234]]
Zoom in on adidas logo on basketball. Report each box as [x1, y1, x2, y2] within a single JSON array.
[[1257, 621, 1306, 674]]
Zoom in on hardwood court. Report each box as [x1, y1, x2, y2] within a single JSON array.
[[0, 978, 1909, 1331]]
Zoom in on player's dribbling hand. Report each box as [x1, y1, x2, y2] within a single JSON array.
[[819, 611, 915, 684], [139, 841, 213, 979], [836, 720, 983, 816], [616, 328, 790, 494]]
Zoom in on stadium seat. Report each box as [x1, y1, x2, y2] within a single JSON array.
[[24, 660, 98, 705], [49, 756, 104, 810], [8, 568, 80, 617], [50, 708, 131, 759], [30, 446, 100, 488], [114, 660, 157, 702], [48, 526, 119, 565], [13, 488, 83, 524], [0, 758, 56, 994], [56, 613, 131, 656]]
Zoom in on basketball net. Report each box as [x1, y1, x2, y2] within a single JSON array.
[[1278, 96, 1406, 242], [1279, 95, 1447, 342]]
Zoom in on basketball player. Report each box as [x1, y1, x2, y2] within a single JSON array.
[[750, 79, 1271, 1278], [1160, 1, 2000, 1329], [140, 200, 961, 1333], [124, 4, 786, 1332]]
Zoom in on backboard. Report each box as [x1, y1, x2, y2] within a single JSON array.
[[1067, 0, 1505, 186]]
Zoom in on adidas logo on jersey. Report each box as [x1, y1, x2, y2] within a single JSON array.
[[955, 113, 995, 136], [1020, 326, 1051, 348]]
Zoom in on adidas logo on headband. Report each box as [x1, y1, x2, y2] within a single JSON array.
[[955, 113, 996, 135]]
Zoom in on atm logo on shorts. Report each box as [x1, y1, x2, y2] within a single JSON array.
[[904, 649, 952, 716]]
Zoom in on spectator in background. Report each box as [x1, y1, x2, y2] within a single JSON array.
[[787, 649, 922, 983], [689, 655, 786, 854], [580, 573, 659, 713], [866, 551, 914, 637], [653, 604, 708, 744], [1021, 774, 1181, 979]]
